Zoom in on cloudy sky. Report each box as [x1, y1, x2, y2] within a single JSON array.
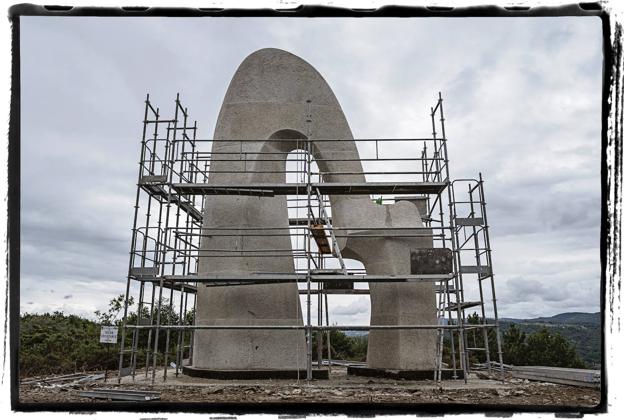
[[20, 15, 603, 323]]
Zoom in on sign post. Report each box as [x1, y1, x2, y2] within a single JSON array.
[[99, 326, 118, 382]]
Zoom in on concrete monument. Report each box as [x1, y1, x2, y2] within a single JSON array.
[[189, 48, 436, 375]]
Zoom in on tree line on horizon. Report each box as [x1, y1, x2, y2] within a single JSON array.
[[19, 296, 590, 377]]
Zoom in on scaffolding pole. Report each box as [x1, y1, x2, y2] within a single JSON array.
[[117, 92, 503, 385]]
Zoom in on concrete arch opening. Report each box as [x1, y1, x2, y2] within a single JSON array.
[[190, 48, 437, 375]]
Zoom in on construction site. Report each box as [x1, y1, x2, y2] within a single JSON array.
[[19, 48, 602, 409]]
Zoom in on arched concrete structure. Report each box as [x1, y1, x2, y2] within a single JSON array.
[[191, 48, 436, 372]]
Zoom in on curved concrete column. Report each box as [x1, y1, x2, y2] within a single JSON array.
[[192, 48, 436, 371]]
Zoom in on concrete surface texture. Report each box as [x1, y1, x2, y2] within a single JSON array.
[[510, 366, 600, 388], [192, 48, 436, 371]]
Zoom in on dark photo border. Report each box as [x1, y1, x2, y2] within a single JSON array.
[[7, 2, 616, 415]]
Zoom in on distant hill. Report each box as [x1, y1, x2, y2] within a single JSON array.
[[501, 312, 600, 325], [498, 311, 601, 368], [345, 312, 602, 368]]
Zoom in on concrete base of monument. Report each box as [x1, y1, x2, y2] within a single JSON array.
[[182, 366, 330, 380], [347, 365, 464, 380]]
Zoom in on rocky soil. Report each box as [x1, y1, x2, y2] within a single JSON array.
[[18, 368, 601, 408]]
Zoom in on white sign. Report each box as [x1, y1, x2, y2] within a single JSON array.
[[99, 326, 118, 344]]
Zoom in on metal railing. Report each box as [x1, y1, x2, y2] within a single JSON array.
[[117, 92, 503, 384]]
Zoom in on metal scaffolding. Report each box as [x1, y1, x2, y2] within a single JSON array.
[[117, 92, 504, 384]]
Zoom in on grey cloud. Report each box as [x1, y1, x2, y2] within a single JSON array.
[[331, 298, 370, 317], [20, 16, 602, 321], [502, 276, 570, 305]]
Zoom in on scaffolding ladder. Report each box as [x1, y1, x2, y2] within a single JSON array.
[[448, 174, 504, 379]]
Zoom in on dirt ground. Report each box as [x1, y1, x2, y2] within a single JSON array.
[[19, 367, 601, 407]]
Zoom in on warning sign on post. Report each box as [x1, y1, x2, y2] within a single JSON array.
[[99, 326, 118, 344]]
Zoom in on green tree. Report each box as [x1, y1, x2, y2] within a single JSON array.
[[311, 330, 368, 362], [525, 328, 586, 368], [95, 294, 133, 326], [465, 312, 502, 365], [20, 311, 112, 376], [20, 294, 195, 377], [501, 325, 586, 368], [502, 323, 528, 366], [446, 314, 587, 369]]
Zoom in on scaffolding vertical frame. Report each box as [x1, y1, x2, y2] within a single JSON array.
[[116, 92, 504, 384]]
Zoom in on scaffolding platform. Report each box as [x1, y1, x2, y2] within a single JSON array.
[[443, 301, 484, 312], [117, 92, 504, 385], [172, 181, 448, 196], [162, 273, 454, 283]]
